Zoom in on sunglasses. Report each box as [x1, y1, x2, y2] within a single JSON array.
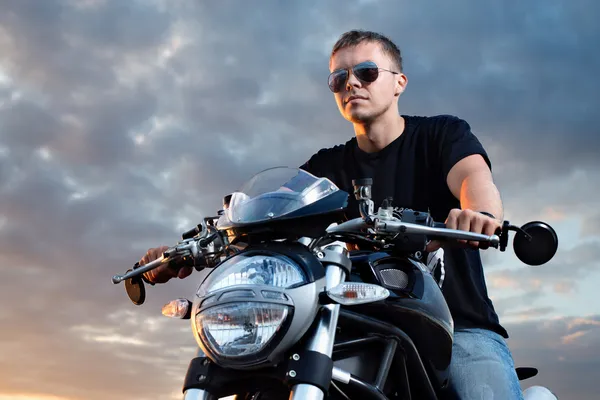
[[328, 61, 399, 93]]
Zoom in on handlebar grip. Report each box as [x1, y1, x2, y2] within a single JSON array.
[[133, 261, 156, 286], [433, 222, 446, 229]]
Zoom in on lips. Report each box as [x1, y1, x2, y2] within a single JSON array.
[[346, 95, 367, 104]]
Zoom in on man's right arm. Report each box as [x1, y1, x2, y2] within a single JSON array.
[[141, 246, 193, 284]]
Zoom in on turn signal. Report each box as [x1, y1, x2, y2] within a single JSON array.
[[326, 283, 389, 305]]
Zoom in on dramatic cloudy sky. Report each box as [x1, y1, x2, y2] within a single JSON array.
[[0, 0, 598, 399]]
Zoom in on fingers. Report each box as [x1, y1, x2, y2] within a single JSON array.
[[445, 209, 460, 230], [178, 266, 193, 279], [139, 246, 169, 266], [146, 264, 179, 284], [443, 209, 501, 250], [480, 217, 502, 250], [457, 211, 473, 247], [140, 245, 177, 284], [446, 209, 474, 247], [468, 213, 484, 249], [483, 219, 501, 237]]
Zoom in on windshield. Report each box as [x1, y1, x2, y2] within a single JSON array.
[[221, 167, 341, 225]]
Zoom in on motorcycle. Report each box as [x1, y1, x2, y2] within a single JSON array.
[[112, 167, 559, 399]]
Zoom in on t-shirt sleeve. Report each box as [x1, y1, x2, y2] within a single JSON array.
[[438, 116, 492, 180], [299, 154, 321, 176], [299, 147, 335, 178]]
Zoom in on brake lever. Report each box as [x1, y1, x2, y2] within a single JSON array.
[[112, 239, 200, 284], [112, 256, 167, 284]]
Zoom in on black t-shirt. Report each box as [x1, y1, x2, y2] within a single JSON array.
[[300, 114, 508, 338]]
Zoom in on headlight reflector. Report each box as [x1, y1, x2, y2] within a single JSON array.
[[197, 254, 307, 297], [196, 302, 289, 358]]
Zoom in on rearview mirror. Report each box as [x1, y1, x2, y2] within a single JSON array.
[[513, 221, 558, 266], [124, 270, 146, 305]]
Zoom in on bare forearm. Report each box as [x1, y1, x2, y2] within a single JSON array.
[[460, 171, 504, 221]]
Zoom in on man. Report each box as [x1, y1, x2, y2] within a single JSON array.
[[299, 30, 520, 399], [141, 30, 522, 399]]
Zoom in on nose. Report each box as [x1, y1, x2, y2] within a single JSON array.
[[345, 70, 362, 91]]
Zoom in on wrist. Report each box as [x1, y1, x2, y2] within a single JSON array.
[[478, 211, 496, 220]]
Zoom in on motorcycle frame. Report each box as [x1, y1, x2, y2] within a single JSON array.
[[181, 260, 443, 400]]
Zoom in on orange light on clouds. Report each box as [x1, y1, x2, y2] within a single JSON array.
[[542, 207, 566, 222], [0, 394, 72, 400], [489, 275, 520, 289], [561, 330, 588, 345]]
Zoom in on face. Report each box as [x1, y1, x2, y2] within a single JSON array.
[[329, 41, 407, 124]]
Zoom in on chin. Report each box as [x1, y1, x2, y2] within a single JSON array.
[[347, 102, 393, 123], [345, 110, 376, 124]]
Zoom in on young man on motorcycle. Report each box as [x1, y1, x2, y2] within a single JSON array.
[[297, 30, 521, 400], [141, 30, 523, 399]]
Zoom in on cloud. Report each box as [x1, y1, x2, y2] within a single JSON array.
[[560, 330, 588, 345], [580, 213, 600, 237], [507, 315, 600, 399], [0, 305, 198, 400], [504, 306, 556, 321], [488, 241, 600, 295], [486, 240, 600, 323], [0, 0, 598, 399]]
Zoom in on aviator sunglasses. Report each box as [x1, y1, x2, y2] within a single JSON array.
[[328, 61, 399, 93]]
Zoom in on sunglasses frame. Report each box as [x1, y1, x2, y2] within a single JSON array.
[[328, 61, 399, 93]]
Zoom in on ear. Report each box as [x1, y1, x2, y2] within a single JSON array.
[[394, 73, 408, 97]]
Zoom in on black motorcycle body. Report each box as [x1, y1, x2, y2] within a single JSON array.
[[112, 167, 558, 400]]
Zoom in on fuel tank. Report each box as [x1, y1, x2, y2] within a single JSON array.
[[345, 251, 454, 372]]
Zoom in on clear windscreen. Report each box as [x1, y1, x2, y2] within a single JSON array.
[[223, 167, 340, 225]]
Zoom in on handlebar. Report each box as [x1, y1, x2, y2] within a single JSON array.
[[377, 220, 500, 246], [112, 208, 556, 309], [112, 236, 210, 285], [326, 217, 501, 247], [115, 214, 499, 286]]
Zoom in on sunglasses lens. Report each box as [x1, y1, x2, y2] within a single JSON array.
[[328, 70, 348, 93], [328, 62, 380, 92], [354, 62, 379, 83]]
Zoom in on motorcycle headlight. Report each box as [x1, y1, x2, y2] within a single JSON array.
[[196, 302, 289, 357], [191, 252, 323, 368], [196, 254, 307, 298]]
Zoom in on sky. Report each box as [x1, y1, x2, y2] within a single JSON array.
[[0, 0, 598, 399]]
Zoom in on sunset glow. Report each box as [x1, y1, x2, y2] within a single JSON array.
[[0, 0, 597, 399]]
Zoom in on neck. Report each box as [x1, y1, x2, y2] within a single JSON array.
[[354, 109, 405, 153]]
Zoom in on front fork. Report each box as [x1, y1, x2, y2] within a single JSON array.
[[289, 261, 347, 400], [183, 348, 216, 400]]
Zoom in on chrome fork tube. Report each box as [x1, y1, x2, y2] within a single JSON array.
[[307, 265, 345, 355], [289, 263, 347, 400], [183, 390, 216, 400]]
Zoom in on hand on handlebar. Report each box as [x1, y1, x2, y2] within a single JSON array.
[[140, 246, 193, 284], [426, 209, 502, 252]]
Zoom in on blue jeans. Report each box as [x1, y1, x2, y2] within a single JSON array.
[[446, 328, 524, 400]]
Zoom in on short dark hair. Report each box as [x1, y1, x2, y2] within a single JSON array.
[[330, 30, 403, 72]]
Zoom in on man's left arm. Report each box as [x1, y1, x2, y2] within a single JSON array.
[[445, 154, 504, 248], [447, 154, 504, 221], [431, 116, 504, 250]]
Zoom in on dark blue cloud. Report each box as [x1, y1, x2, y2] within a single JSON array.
[[0, 0, 597, 398]]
